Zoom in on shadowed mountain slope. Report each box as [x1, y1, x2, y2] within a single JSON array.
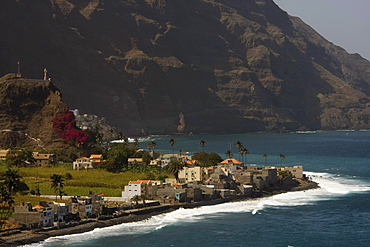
[[1, 0, 370, 135]]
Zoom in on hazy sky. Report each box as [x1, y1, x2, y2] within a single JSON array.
[[273, 0, 370, 61]]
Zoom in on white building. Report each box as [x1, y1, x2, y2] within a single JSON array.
[[73, 157, 94, 170], [122, 180, 148, 201]]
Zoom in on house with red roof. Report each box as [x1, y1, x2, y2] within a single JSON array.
[[89, 154, 103, 163], [14, 202, 54, 227], [73, 157, 93, 170], [73, 154, 104, 170], [121, 180, 149, 201]]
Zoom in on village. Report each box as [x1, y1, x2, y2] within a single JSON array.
[[0, 148, 311, 232]]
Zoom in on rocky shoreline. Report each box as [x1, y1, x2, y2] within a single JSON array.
[[0, 181, 319, 247]]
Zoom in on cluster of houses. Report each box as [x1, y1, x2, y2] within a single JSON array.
[[14, 193, 104, 228], [72, 152, 193, 169], [121, 157, 304, 204], [0, 149, 54, 166], [3, 148, 305, 228]]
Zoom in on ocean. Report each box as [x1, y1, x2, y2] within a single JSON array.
[[27, 131, 370, 247]]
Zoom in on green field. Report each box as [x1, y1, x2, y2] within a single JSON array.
[[0, 162, 168, 205]]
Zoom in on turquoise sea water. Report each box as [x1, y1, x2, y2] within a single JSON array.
[[27, 131, 370, 247]]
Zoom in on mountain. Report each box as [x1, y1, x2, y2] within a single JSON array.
[[1, 0, 370, 135], [0, 73, 68, 148]]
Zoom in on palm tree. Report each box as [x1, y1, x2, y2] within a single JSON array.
[[147, 141, 157, 159], [225, 150, 233, 158], [169, 138, 175, 155], [263, 154, 269, 166], [200, 140, 206, 152], [235, 141, 243, 160], [50, 174, 65, 200], [235, 141, 243, 149], [167, 160, 185, 182], [241, 148, 249, 166], [278, 154, 286, 165], [239, 149, 244, 162]]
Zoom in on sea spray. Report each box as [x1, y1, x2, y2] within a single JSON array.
[[25, 171, 370, 247]]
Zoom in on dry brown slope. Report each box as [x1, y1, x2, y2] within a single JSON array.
[[1, 0, 370, 134], [0, 74, 68, 148]]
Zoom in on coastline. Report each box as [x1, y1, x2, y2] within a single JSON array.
[[0, 180, 319, 247]]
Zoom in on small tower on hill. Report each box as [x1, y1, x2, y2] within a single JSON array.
[[43, 68, 48, 80], [17, 61, 21, 78]]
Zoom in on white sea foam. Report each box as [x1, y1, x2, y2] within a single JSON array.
[[111, 135, 169, 144], [24, 171, 370, 246], [295, 131, 318, 134]]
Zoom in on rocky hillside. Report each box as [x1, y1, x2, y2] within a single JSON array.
[[1, 0, 370, 135], [0, 74, 68, 148]]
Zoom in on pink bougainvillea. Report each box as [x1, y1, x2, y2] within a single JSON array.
[[53, 110, 88, 145]]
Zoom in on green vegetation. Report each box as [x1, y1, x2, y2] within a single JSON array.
[[279, 171, 290, 179], [167, 160, 185, 182], [50, 174, 65, 200], [225, 150, 233, 158], [0, 160, 171, 201], [5, 149, 35, 167], [192, 152, 222, 167]]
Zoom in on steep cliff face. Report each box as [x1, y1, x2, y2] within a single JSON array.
[[1, 0, 370, 135], [0, 74, 68, 148]]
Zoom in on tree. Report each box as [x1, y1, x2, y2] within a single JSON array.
[[6, 149, 35, 167], [167, 160, 185, 182], [105, 144, 135, 172], [278, 154, 286, 165], [235, 141, 243, 160], [169, 138, 175, 155], [3, 168, 22, 195], [148, 141, 157, 152], [192, 152, 222, 167], [235, 141, 243, 150], [50, 174, 65, 200], [59, 189, 66, 199], [238, 149, 244, 162], [241, 148, 249, 166], [200, 140, 206, 152], [0, 185, 14, 219], [130, 194, 141, 206], [140, 194, 147, 206], [225, 150, 233, 158], [263, 154, 268, 166], [52, 110, 88, 146]]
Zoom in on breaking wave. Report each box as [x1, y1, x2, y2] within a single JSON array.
[[25, 171, 370, 247]]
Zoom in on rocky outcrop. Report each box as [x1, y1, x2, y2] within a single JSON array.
[[0, 74, 68, 148], [1, 0, 370, 135]]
